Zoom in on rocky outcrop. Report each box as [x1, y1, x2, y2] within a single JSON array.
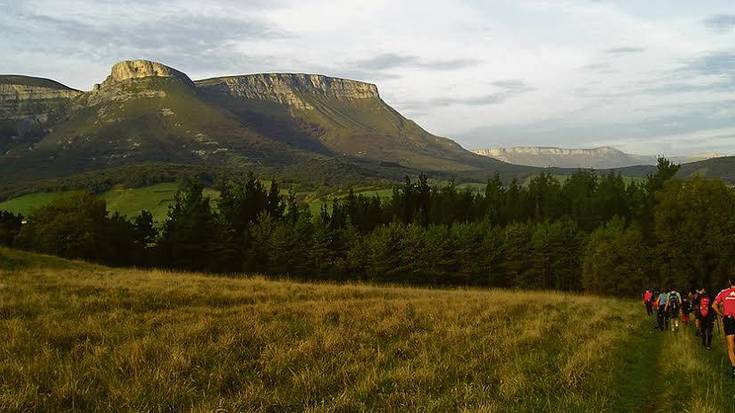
[[103, 60, 194, 87], [196, 74, 380, 110], [84, 60, 194, 106]]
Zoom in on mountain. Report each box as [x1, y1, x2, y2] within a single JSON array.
[[473, 146, 725, 169], [195, 73, 491, 171], [0, 75, 82, 154], [677, 156, 735, 182], [0, 60, 527, 184]]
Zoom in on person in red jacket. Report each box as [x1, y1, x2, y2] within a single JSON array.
[[713, 279, 735, 378], [698, 288, 714, 350], [643, 289, 654, 316]]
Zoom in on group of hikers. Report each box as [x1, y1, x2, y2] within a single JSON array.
[[643, 279, 735, 378]]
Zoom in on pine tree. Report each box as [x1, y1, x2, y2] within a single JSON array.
[[0, 210, 23, 246], [158, 180, 217, 271]]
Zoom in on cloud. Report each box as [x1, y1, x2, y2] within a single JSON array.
[[579, 62, 619, 75], [0, 2, 290, 76], [681, 50, 735, 77], [4, 0, 735, 156], [603, 46, 645, 54], [419, 58, 482, 71], [490, 80, 528, 89], [351, 53, 481, 72], [642, 79, 735, 95], [353, 53, 419, 70], [704, 14, 735, 33], [23, 13, 287, 52], [456, 100, 735, 155], [427, 80, 534, 107]]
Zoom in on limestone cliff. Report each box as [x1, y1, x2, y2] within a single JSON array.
[[102, 60, 193, 87], [0, 79, 80, 103], [473, 146, 654, 168], [85, 60, 195, 105], [196, 74, 380, 110], [0, 76, 81, 148]]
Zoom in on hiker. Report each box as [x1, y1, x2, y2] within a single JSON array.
[[698, 288, 714, 350], [680, 293, 691, 327], [666, 289, 682, 332], [643, 289, 654, 316], [692, 288, 703, 336], [656, 289, 669, 331], [713, 279, 735, 378]]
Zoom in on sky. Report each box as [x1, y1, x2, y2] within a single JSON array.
[[2, 0, 734, 156]]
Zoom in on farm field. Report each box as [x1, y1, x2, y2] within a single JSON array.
[[0, 183, 209, 222], [0, 183, 397, 222], [1, 248, 733, 412]]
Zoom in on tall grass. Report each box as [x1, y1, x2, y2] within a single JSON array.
[[646, 321, 735, 412], [0, 252, 731, 411]]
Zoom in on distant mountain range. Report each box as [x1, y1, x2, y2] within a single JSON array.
[[0, 59, 531, 184], [473, 146, 725, 169]]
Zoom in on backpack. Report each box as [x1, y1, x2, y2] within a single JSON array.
[[669, 293, 680, 311], [700, 296, 711, 318]]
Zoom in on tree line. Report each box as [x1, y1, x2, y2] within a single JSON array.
[[2, 159, 734, 296]]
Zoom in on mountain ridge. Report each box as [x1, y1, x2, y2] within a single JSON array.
[[0, 59, 526, 184], [474, 146, 725, 169]]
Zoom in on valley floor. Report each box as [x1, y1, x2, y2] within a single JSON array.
[[0, 248, 733, 412]]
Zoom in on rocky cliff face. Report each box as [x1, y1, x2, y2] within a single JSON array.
[[84, 60, 195, 106], [196, 74, 380, 110], [0, 76, 81, 149], [0, 76, 81, 116], [473, 146, 654, 169], [0, 83, 80, 106], [102, 60, 194, 87], [476, 146, 626, 157]]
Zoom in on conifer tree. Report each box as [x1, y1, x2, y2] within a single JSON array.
[[158, 180, 217, 271]]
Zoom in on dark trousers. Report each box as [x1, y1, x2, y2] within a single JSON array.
[[701, 316, 714, 347], [645, 301, 653, 316], [657, 307, 669, 331]]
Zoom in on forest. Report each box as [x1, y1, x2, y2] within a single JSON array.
[[2, 159, 734, 296]]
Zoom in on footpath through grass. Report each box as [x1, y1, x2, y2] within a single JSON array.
[[0, 250, 734, 412], [609, 314, 735, 413]]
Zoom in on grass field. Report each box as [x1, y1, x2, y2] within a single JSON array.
[[0, 183, 219, 223], [0, 183, 395, 222], [2, 248, 733, 412]]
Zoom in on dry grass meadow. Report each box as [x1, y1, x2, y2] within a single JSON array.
[[1, 247, 733, 412]]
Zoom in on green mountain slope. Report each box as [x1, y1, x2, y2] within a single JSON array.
[[677, 156, 735, 182], [0, 71, 314, 180], [196, 73, 496, 171]]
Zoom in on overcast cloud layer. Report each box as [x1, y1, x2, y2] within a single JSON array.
[[2, 0, 734, 156]]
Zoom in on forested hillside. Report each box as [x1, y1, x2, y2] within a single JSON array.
[[2, 158, 733, 295]]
